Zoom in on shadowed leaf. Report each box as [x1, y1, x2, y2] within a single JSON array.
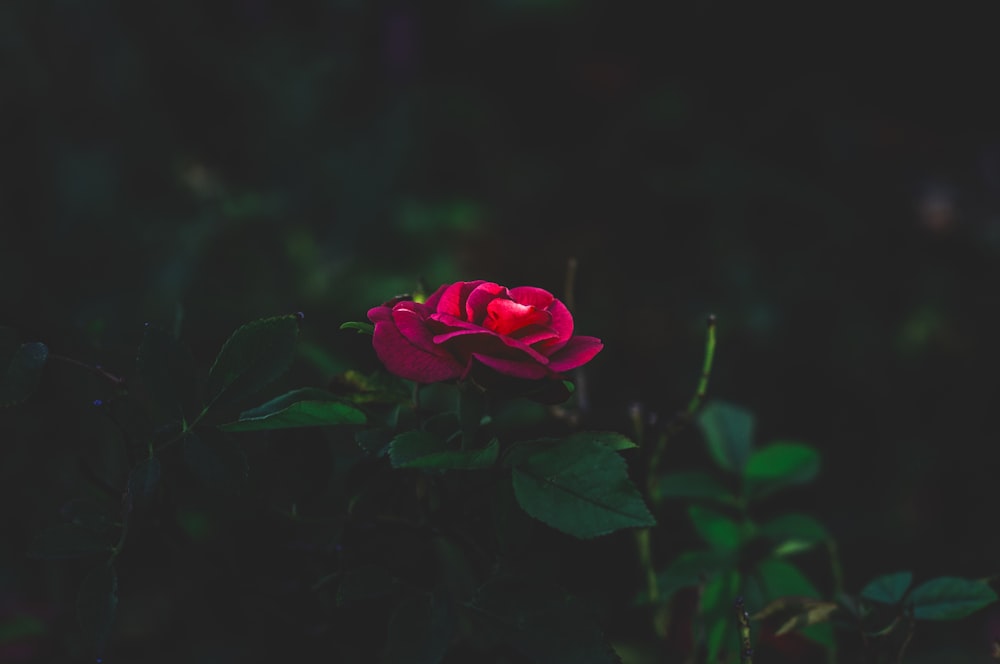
[[696, 400, 754, 473], [657, 471, 737, 505], [743, 442, 820, 499], [389, 431, 498, 469], [861, 571, 913, 605], [219, 387, 366, 431], [203, 314, 300, 413], [908, 576, 998, 620], [512, 438, 655, 539]]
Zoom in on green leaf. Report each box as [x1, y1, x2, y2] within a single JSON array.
[[203, 314, 301, 412], [757, 557, 823, 600], [340, 321, 374, 335], [563, 430, 638, 451], [381, 593, 453, 664], [136, 324, 198, 425], [688, 505, 743, 551], [511, 438, 655, 539], [503, 432, 637, 469], [758, 513, 831, 555], [26, 524, 115, 559], [389, 431, 499, 470], [907, 576, 998, 620], [336, 565, 396, 606], [860, 571, 913, 605], [1, 341, 48, 407], [700, 569, 742, 664], [465, 575, 620, 664], [126, 457, 161, 509], [696, 399, 754, 473], [656, 471, 736, 505], [182, 431, 248, 495], [743, 442, 820, 499], [218, 388, 366, 432], [77, 563, 118, 662], [635, 549, 735, 605], [59, 498, 118, 533]]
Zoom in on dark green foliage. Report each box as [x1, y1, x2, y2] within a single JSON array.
[[203, 314, 301, 415], [219, 387, 366, 431], [14, 314, 655, 663], [511, 438, 655, 539]]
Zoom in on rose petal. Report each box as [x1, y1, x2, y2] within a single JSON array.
[[465, 282, 506, 322], [542, 299, 574, 341], [508, 286, 554, 309], [428, 312, 483, 332], [367, 305, 393, 324], [421, 282, 452, 309], [546, 336, 603, 372], [513, 325, 561, 346], [485, 299, 551, 335], [472, 352, 550, 380], [434, 281, 480, 318], [371, 308, 464, 382]]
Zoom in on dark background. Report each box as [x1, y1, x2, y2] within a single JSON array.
[[4, 1, 1000, 661]]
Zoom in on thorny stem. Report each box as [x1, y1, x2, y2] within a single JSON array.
[[647, 313, 717, 494], [736, 595, 754, 664], [48, 353, 127, 387], [635, 315, 717, 606]]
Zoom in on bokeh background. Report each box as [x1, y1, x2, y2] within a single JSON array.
[[4, 1, 1000, 661]]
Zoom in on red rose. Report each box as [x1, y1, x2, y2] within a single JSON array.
[[367, 280, 603, 384]]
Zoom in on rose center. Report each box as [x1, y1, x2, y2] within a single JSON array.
[[484, 299, 552, 336]]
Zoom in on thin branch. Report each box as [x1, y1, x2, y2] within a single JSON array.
[[736, 595, 754, 664]]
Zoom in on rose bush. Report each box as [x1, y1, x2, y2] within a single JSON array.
[[367, 280, 603, 385]]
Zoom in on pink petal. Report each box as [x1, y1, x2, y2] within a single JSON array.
[[428, 312, 483, 331], [472, 352, 550, 379], [367, 305, 393, 324], [433, 327, 494, 344], [508, 286, 554, 309], [513, 326, 561, 345], [546, 336, 603, 372], [391, 302, 436, 347], [465, 282, 506, 322], [421, 282, 454, 309], [543, 299, 574, 341], [371, 311, 464, 382], [485, 298, 551, 335]]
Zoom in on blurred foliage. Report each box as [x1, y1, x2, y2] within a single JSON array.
[[4, 0, 1000, 661]]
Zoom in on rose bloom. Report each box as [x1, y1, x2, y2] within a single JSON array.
[[367, 280, 603, 386]]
